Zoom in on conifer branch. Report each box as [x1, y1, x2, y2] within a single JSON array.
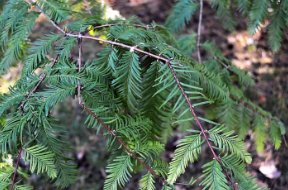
[[229, 95, 270, 121], [214, 56, 283, 130], [27, 56, 59, 98], [29, 5, 237, 187], [213, 57, 266, 118], [75, 35, 169, 61], [10, 145, 22, 190], [28, 2, 168, 63], [22, 2, 276, 188], [214, 56, 233, 71], [0, 1, 284, 189], [197, 0, 203, 64], [29, 0, 66, 34], [81, 23, 154, 35], [19, 55, 59, 111], [166, 59, 237, 190], [81, 104, 167, 185], [30, 0, 153, 36]]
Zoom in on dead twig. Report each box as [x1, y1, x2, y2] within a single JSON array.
[[197, 0, 203, 64], [10, 145, 23, 190]]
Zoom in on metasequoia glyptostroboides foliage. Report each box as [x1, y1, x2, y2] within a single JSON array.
[[0, 0, 285, 189]]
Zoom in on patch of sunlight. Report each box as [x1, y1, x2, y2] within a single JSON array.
[[0, 65, 23, 93], [0, 154, 13, 168], [100, 0, 124, 20], [227, 29, 273, 71]]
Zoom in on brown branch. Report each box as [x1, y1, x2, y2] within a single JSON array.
[[194, 1, 275, 127], [214, 56, 280, 126], [166, 60, 237, 190], [283, 135, 288, 148], [83, 0, 92, 16], [214, 56, 233, 72], [214, 50, 288, 162], [213, 56, 276, 122], [10, 145, 22, 190], [77, 35, 82, 105], [214, 56, 277, 125], [29, 0, 66, 34], [19, 55, 59, 111], [31, 0, 153, 36], [193, 6, 233, 175], [81, 23, 154, 35], [81, 104, 167, 185], [77, 35, 170, 61], [229, 94, 271, 121], [28, 1, 166, 63], [197, 0, 203, 64]]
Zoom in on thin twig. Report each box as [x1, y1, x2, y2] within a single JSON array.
[[29, 0, 66, 34], [83, 0, 92, 16], [78, 35, 82, 105], [197, 1, 272, 127], [197, 0, 203, 64], [77, 35, 169, 62], [214, 56, 233, 71], [31, 1, 153, 36], [81, 23, 154, 35], [166, 60, 237, 190], [215, 56, 282, 119], [213, 56, 277, 124], [229, 95, 271, 121], [19, 55, 59, 111], [283, 135, 288, 148], [175, 182, 194, 186], [28, 1, 167, 63], [10, 145, 22, 190], [81, 104, 167, 185]]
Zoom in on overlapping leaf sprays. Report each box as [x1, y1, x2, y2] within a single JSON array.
[[0, 0, 285, 190]]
